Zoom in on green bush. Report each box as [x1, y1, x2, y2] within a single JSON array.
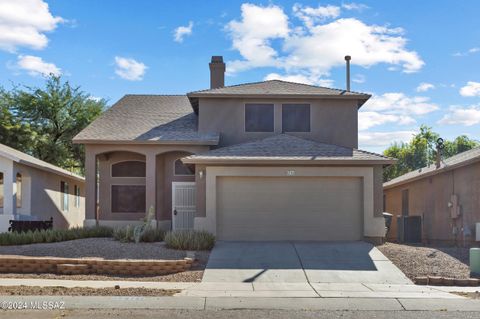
[[113, 226, 164, 243], [164, 230, 215, 251], [0, 226, 113, 246]]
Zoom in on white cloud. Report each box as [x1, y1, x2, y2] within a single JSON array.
[[173, 21, 193, 43], [416, 82, 435, 92], [225, 4, 424, 78], [352, 74, 366, 84], [460, 81, 480, 97], [226, 3, 289, 72], [452, 47, 480, 57], [0, 0, 63, 52], [359, 131, 415, 147], [358, 111, 415, 130], [263, 72, 333, 87], [114, 56, 147, 81], [362, 92, 439, 115], [293, 4, 340, 28], [438, 105, 480, 126], [342, 3, 369, 11], [16, 55, 61, 76]]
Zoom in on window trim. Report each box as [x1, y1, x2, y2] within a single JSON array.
[[281, 103, 311, 133], [244, 103, 275, 133], [110, 184, 146, 213], [110, 160, 147, 178], [173, 158, 195, 176]]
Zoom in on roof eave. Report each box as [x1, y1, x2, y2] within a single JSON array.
[[182, 158, 396, 165], [186, 93, 371, 100], [72, 138, 219, 146]]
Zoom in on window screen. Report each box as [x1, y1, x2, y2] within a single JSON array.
[[174, 159, 195, 175], [245, 104, 274, 132], [282, 104, 310, 132], [111, 185, 146, 213], [111, 161, 146, 177]]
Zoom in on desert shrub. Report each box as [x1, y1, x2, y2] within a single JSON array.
[[0, 226, 113, 246], [164, 230, 215, 251], [113, 226, 164, 243]]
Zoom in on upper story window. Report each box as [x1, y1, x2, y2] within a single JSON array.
[[111, 161, 146, 177], [245, 104, 274, 132], [174, 159, 195, 176], [282, 104, 310, 132], [0, 172, 3, 208], [61, 181, 69, 211], [16, 173, 22, 208]]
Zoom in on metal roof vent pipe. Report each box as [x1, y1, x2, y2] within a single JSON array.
[[345, 55, 351, 92], [209, 56, 225, 89]]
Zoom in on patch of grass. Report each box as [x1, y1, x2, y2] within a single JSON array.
[[164, 230, 215, 251], [113, 227, 165, 243], [0, 226, 113, 246]]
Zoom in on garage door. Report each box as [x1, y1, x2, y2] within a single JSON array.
[[216, 176, 363, 241]]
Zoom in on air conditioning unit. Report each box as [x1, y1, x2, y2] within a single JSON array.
[[476, 223, 480, 241]]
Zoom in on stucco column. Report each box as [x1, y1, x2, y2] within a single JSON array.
[[84, 147, 97, 226], [2, 165, 14, 215], [145, 152, 156, 222]]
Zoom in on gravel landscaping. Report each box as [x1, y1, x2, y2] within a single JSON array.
[[0, 286, 179, 296], [378, 242, 471, 280], [0, 238, 209, 282]]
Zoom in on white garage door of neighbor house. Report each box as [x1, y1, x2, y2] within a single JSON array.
[[216, 176, 363, 241]]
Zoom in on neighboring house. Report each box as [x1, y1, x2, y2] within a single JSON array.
[[384, 147, 480, 245], [74, 56, 394, 242], [0, 143, 85, 232]]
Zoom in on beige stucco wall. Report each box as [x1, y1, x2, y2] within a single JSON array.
[[384, 161, 480, 244], [0, 158, 85, 231], [84, 144, 208, 229], [198, 98, 359, 148], [194, 166, 385, 239]]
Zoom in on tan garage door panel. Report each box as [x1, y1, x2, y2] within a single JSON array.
[[217, 176, 363, 241]]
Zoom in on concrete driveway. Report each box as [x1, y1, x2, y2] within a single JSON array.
[[202, 241, 411, 284]]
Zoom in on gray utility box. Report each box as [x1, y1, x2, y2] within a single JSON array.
[[397, 216, 422, 243]]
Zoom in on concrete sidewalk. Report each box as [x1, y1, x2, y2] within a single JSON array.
[[0, 295, 479, 311]]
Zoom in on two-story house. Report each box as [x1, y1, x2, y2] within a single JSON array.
[[74, 56, 394, 242]]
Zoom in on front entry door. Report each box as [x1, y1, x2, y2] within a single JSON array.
[[172, 182, 196, 230]]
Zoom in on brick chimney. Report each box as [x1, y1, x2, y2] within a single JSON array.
[[209, 56, 225, 89]]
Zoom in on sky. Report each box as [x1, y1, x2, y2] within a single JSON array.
[[0, 0, 479, 153]]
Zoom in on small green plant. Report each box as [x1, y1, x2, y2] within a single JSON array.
[[112, 206, 165, 243], [0, 226, 113, 246], [164, 230, 215, 251]]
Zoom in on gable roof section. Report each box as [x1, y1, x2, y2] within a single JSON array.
[[182, 134, 394, 165], [384, 146, 480, 189], [73, 95, 219, 145], [0, 143, 84, 182], [187, 80, 370, 108]]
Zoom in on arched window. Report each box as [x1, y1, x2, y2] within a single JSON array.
[[174, 159, 195, 176], [111, 161, 146, 177], [16, 173, 22, 208]]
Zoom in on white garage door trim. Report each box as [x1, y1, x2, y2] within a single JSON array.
[[194, 166, 385, 238]]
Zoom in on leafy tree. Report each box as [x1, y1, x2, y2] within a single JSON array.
[[383, 125, 479, 181], [0, 76, 106, 174]]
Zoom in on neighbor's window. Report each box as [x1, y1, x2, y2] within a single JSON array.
[[245, 103, 274, 132], [16, 173, 22, 208], [174, 159, 195, 176], [111, 161, 146, 177], [0, 172, 3, 208], [74, 185, 81, 208], [111, 185, 146, 213], [61, 181, 69, 211], [282, 104, 310, 132]]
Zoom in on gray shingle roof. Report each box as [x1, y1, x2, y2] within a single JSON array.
[[384, 146, 480, 188], [183, 134, 394, 164], [188, 80, 369, 97], [73, 95, 219, 144], [0, 143, 84, 182]]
